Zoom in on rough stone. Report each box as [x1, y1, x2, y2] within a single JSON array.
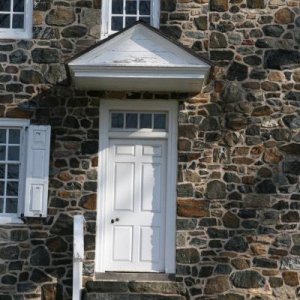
[[275, 8, 295, 24], [205, 276, 230, 294], [30, 246, 50, 266], [176, 248, 200, 264], [224, 236, 248, 252], [177, 200, 209, 218], [50, 214, 73, 235], [230, 271, 266, 288], [210, 0, 229, 12], [206, 180, 226, 199]]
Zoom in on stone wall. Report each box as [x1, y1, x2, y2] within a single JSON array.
[[0, 0, 299, 299]]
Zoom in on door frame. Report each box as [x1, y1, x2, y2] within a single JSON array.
[[95, 99, 178, 274]]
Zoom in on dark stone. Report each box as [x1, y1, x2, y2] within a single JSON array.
[[32, 48, 59, 63], [285, 91, 300, 101], [177, 183, 193, 197], [230, 271, 266, 288], [224, 173, 240, 183], [200, 117, 220, 131], [17, 283, 37, 293], [284, 161, 300, 175], [226, 113, 248, 130], [199, 266, 214, 277], [50, 197, 68, 208], [0, 246, 19, 260], [222, 83, 244, 103], [84, 181, 97, 192], [81, 141, 98, 155], [256, 180, 276, 193], [210, 32, 227, 48], [207, 228, 228, 239], [160, 25, 182, 39], [46, 236, 68, 252], [244, 55, 262, 66], [225, 236, 248, 252], [218, 294, 244, 300], [11, 230, 28, 241], [210, 0, 229, 12], [2, 275, 17, 284], [30, 246, 50, 266], [206, 180, 226, 199], [161, 0, 176, 11], [20, 70, 44, 84], [253, 258, 277, 268], [227, 62, 248, 81], [269, 277, 283, 288], [192, 41, 202, 51], [280, 143, 300, 155], [61, 25, 87, 38], [246, 0, 265, 8], [211, 50, 234, 61], [41, 283, 63, 300], [30, 269, 51, 283], [6, 83, 23, 93], [176, 248, 199, 264], [33, 27, 60, 39], [215, 264, 232, 274], [194, 16, 207, 31], [264, 50, 300, 70], [250, 69, 267, 80], [9, 50, 27, 64], [262, 25, 284, 37], [50, 214, 73, 235], [271, 129, 291, 141], [283, 115, 300, 129], [222, 211, 240, 228], [282, 211, 299, 223]]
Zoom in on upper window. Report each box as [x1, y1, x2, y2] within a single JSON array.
[[101, 0, 160, 38], [0, 0, 32, 39]]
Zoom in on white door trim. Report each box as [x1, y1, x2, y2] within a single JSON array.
[[95, 99, 178, 274]]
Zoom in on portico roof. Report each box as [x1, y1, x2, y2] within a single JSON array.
[[68, 22, 212, 92]]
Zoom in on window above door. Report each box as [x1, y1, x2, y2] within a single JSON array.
[[0, 0, 32, 39], [101, 0, 160, 38]]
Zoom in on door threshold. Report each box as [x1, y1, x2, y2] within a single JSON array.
[[95, 272, 175, 282]]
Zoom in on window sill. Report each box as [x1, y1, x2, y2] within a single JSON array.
[[0, 216, 24, 225]]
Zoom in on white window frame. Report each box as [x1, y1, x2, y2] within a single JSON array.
[[95, 99, 178, 274], [0, 119, 29, 224], [101, 0, 160, 39], [0, 0, 33, 40]]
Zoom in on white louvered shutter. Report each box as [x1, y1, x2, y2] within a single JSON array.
[[24, 125, 51, 217]]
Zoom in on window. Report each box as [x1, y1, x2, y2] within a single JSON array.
[[101, 0, 160, 38], [0, 120, 51, 224], [0, 0, 32, 39]]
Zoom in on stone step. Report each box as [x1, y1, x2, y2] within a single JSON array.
[[84, 293, 186, 300], [85, 281, 185, 295]]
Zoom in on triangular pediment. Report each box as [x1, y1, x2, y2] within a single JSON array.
[[68, 22, 212, 92]]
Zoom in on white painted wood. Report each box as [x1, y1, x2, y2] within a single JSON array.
[[0, 0, 32, 39], [24, 126, 51, 218], [101, 0, 160, 39], [96, 100, 177, 274], [73, 215, 85, 300], [69, 23, 211, 92], [105, 139, 166, 272]]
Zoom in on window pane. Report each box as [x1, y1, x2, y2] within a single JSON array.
[[0, 130, 6, 144], [9, 129, 20, 144], [7, 165, 19, 179], [13, 0, 24, 12], [112, 0, 123, 14], [0, 199, 3, 213], [140, 114, 152, 129], [0, 146, 6, 161], [140, 1, 151, 15], [6, 198, 17, 213], [12, 14, 24, 29], [0, 182, 4, 196], [112, 16, 123, 31], [126, 16, 137, 27], [0, 165, 4, 179], [8, 146, 19, 161], [154, 114, 166, 130], [7, 182, 18, 196], [140, 16, 150, 24], [126, 0, 137, 14], [126, 113, 138, 129], [111, 113, 124, 128], [0, 14, 10, 28], [0, 1, 11, 11]]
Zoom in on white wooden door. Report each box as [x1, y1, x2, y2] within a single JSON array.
[[104, 139, 166, 272]]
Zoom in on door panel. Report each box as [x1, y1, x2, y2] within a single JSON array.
[[105, 139, 166, 272]]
